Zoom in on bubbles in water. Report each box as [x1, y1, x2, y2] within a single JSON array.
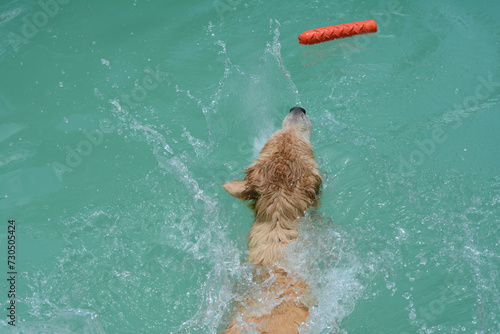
[[100, 58, 111, 69]]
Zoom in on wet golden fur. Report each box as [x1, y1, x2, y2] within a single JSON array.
[[222, 109, 322, 333]]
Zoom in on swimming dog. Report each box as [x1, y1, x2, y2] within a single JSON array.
[[222, 107, 322, 333]]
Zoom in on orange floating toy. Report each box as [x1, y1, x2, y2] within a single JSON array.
[[298, 19, 377, 45]]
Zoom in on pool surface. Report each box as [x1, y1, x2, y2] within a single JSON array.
[[1, 0, 499, 333]]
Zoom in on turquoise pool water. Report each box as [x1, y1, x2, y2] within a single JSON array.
[[1, 0, 499, 333]]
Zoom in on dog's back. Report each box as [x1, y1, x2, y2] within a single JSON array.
[[222, 107, 322, 333]]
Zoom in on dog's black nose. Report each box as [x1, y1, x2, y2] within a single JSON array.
[[290, 107, 306, 114]]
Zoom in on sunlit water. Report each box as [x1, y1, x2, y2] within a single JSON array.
[[0, 0, 499, 333]]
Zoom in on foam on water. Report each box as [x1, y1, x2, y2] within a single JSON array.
[[282, 212, 368, 333]]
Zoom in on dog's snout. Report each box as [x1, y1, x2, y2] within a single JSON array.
[[289, 107, 306, 114], [283, 106, 312, 139]]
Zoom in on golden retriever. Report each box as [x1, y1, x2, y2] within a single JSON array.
[[222, 107, 322, 333]]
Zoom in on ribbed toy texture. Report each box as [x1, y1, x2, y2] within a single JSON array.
[[298, 20, 377, 45]]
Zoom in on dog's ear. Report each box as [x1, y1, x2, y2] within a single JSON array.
[[222, 180, 248, 199]]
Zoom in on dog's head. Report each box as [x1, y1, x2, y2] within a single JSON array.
[[223, 107, 321, 214]]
